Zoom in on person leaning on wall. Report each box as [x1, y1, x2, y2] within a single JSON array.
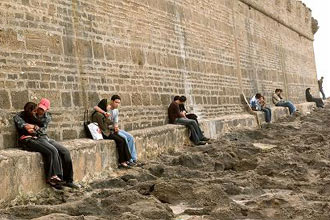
[[318, 76, 326, 100], [13, 99, 79, 189], [168, 96, 209, 146], [272, 89, 297, 115], [92, 98, 132, 168], [93, 95, 139, 166], [250, 93, 272, 123], [178, 96, 199, 125], [306, 88, 324, 108]]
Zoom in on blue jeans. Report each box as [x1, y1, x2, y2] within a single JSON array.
[[276, 101, 296, 115], [118, 130, 137, 162], [261, 107, 272, 123]]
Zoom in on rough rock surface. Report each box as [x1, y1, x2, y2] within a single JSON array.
[[1, 105, 330, 219]]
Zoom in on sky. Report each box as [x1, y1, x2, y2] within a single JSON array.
[[301, 0, 330, 97]]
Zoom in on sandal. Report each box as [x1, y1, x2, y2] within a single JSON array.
[[118, 163, 131, 169]]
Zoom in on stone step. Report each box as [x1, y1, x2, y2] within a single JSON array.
[[0, 102, 315, 206]]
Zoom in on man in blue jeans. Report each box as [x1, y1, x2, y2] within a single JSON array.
[[94, 95, 138, 166], [168, 96, 209, 145], [250, 93, 272, 123], [272, 89, 297, 115]]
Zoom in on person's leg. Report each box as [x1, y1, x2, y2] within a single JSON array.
[[48, 139, 74, 183], [285, 101, 296, 114], [23, 138, 63, 180], [176, 118, 203, 144], [118, 130, 137, 162], [261, 108, 271, 123], [108, 133, 132, 164], [37, 137, 64, 178], [320, 89, 326, 100], [277, 101, 296, 115]]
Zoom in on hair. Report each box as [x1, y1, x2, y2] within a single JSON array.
[[275, 89, 281, 93], [23, 102, 42, 126], [179, 96, 187, 102], [173, 96, 180, 101], [255, 93, 262, 99], [24, 102, 37, 114], [111, 95, 121, 101]]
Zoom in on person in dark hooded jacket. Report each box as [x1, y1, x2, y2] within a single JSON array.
[[305, 88, 324, 108], [91, 99, 132, 168]]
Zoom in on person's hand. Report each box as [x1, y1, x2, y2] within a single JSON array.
[[114, 127, 119, 134], [24, 124, 34, 130], [27, 128, 36, 134]]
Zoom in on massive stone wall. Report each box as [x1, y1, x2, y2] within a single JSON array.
[[0, 0, 318, 149]]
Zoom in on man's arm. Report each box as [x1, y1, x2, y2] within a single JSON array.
[[13, 112, 27, 129], [37, 112, 52, 134], [94, 106, 110, 117], [13, 112, 36, 134]]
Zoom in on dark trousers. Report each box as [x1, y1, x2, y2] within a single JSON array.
[[175, 118, 204, 144], [261, 107, 272, 123], [38, 136, 74, 183], [104, 133, 131, 163], [320, 88, 326, 100], [21, 137, 63, 181]]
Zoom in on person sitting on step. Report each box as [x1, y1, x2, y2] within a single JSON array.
[[168, 96, 209, 146], [272, 89, 297, 115], [250, 93, 272, 123]]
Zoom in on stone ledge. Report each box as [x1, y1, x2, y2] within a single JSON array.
[[0, 102, 315, 206]]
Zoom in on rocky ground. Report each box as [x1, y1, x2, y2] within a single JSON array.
[[1, 105, 330, 220]]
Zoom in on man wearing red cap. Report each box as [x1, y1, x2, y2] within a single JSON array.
[[14, 98, 79, 189]]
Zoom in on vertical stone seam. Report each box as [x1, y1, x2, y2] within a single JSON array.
[[71, 0, 88, 110]]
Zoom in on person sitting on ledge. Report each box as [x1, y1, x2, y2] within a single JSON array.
[[92, 98, 132, 168], [305, 88, 324, 108], [168, 96, 209, 146], [272, 89, 297, 115], [94, 95, 139, 166], [177, 96, 199, 125], [14, 99, 79, 189], [250, 93, 272, 123]]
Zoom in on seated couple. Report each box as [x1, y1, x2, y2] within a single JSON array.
[[250, 93, 272, 123], [92, 95, 138, 169], [14, 98, 79, 190], [168, 96, 210, 145]]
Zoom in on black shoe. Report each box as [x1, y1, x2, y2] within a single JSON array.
[[47, 182, 64, 190], [64, 182, 81, 189], [201, 137, 210, 141], [127, 161, 137, 167], [196, 141, 206, 145]]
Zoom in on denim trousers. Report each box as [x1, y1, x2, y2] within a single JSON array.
[[276, 101, 296, 115], [118, 130, 137, 162]]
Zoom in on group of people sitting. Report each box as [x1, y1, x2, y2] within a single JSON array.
[[250, 88, 325, 123], [14, 95, 138, 190], [13, 88, 325, 190]]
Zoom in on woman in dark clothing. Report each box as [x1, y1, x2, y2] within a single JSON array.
[[178, 96, 199, 124], [92, 99, 132, 168], [305, 88, 324, 108], [14, 102, 63, 189]]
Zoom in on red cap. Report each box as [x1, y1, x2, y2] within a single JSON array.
[[38, 98, 50, 111]]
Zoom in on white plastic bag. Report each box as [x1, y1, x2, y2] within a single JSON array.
[[87, 122, 103, 140]]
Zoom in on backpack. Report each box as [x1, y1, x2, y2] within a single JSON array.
[[84, 110, 93, 139]]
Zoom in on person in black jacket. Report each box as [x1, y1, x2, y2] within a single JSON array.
[[14, 102, 64, 189], [305, 88, 324, 108], [178, 96, 199, 124]]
